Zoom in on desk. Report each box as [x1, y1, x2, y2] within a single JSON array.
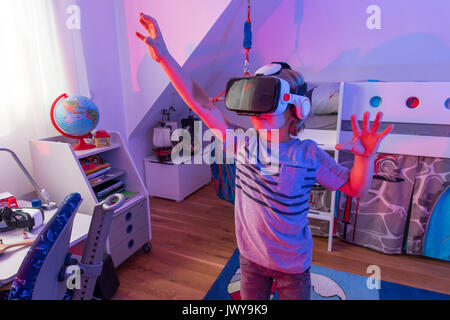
[[0, 201, 91, 287]]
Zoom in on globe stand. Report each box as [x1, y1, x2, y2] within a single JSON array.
[[73, 138, 96, 151], [50, 93, 100, 152]]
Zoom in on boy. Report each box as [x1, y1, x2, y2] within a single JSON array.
[[136, 13, 393, 300]]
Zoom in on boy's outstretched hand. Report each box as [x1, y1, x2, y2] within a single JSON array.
[[335, 111, 393, 157], [136, 13, 169, 63]]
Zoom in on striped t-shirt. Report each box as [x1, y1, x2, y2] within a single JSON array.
[[233, 135, 349, 274]]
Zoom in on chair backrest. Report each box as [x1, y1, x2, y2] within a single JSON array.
[[8, 193, 82, 300]]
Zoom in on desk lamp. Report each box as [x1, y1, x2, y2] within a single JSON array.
[[0, 148, 57, 210]]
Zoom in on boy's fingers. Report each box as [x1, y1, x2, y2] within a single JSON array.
[[362, 111, 369, 132], [379, 124, 394, 139], [139, 17, 148, 28], [371, 112, 382, 133], [140, 13, 159, 31], [139, 18, 151, 33], [136, 32, 152, 46], [140, 12, 155, 24], [140, 18, 158, 39], [351, 114, 361, 138], [135, 32, 146, 41], [335, 141, 353, 151]]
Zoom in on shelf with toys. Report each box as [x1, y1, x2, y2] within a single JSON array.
[[74, 143, 121, 159], [29, 131, 152, 266]]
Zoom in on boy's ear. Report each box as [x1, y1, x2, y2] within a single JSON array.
[[289, 118, 300, 136], [287, 106, 299, 135], [288, 105, 299, 120]]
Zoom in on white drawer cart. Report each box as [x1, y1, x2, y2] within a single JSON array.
[[144, 154, 211, 202], [29, 131, 151, 267]]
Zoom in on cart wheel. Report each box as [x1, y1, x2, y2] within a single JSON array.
[[143, 242, 152, 253]]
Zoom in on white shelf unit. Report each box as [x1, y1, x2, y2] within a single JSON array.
[[144, 154, 212, 202], [298, 82, 345, 252], [29, 131, 151, 267]]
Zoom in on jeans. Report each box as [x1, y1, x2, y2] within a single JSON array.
[[239, 254, 311, 300]]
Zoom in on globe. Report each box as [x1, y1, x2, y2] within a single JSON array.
[[51, 93, 100, 150]]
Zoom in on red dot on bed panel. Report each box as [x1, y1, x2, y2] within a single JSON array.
[[283, 94, 290, 102], [406, 97, 420, 108]]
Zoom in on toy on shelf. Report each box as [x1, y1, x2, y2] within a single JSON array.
[[50, 93, 100, 151], [181, 109, 201, 157], [79, 155, 129, 202], [94, 130, 111, 148], [79, 155, 111, 176], [153, 106, 176, 162]]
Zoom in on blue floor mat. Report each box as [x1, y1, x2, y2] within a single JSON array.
[[204, 249, 450, 300]]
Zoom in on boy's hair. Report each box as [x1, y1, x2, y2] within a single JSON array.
[[277, 68, 306, 93], [276, 68, 308, 136]]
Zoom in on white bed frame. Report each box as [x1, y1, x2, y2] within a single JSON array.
[[301, 81, 450, 251]]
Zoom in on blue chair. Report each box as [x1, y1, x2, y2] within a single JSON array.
[[4, 192, 123, 300]]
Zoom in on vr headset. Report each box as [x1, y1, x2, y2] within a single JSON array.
[[0, 206, 44, 233], [225, 62, 311, 119]]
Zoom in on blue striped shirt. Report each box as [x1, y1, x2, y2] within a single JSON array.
[[233, 136, 349, 274]]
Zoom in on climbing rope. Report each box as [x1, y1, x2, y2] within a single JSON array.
[[212, 0, 252, 104], [243, 0, 252, 76]]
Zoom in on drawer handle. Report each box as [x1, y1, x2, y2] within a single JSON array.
[[126, 225, 133, 234], [128, 239, 134, 249], [125, 212, 132, 221]]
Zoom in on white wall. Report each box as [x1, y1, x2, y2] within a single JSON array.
[[5, 0, 448, 199], [112, 0, 450, 177], [78, 0, 126, 137], [113, 0, 232, 137], [0, 0, 89, 200], [0, 0, 127, 200]]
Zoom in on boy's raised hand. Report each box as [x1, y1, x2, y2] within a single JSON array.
[[136, 13, 169, 63], [335, 111, 393, 157]]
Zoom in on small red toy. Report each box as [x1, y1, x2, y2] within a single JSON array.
[[94, 130, 111, 148], [7, 197, 19, 209]]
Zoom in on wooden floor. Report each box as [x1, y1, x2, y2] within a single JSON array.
[[113, 183, 450, 300]]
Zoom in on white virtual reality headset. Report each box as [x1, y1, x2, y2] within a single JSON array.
[[225, 62, 311, 120]]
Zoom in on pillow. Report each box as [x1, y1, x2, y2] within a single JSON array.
[[311, 83, 340, 115]]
